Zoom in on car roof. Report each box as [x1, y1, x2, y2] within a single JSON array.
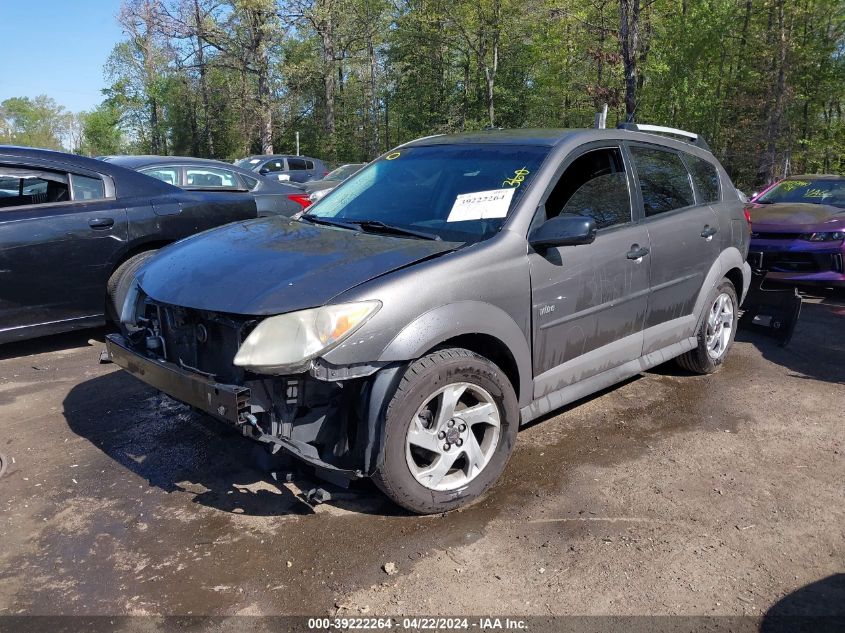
[[240, 154, 322, 162], [0, 145, 176, 197], [107, 155, 238, 169], [402, 128, 718, 158], [782, 174, 844, 181], [105, 155, 276, 180]]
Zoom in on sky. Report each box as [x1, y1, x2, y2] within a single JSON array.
[[0, 0, 125, 113]]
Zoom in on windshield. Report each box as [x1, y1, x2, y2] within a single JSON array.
[[305, 144, 548, 242], [757, 178, 845, 207]]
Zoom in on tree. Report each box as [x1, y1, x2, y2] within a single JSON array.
[[0, 96, 70, 150], [82, 102, 125, 156]]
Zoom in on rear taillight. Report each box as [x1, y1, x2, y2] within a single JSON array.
[[323, 171, 330, 177], [744, 207, 753, 233], [287, 193, 312, 209]]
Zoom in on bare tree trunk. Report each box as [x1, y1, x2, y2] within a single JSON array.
[[757, 0, 789, 186], [193, 0, 214, 156], [618, 0, 640, 122], [369, 39, 379, 158], [257, 67, 273, 154], [484, 0, 500, 128], [320, 21, 337, 159]]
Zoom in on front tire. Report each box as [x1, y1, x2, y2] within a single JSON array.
[[106, 251, 156, 322], [677, 279, 739, 374], [374, 348, 519, 514]]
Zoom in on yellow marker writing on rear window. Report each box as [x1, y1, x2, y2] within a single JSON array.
[[503, 167, 529, 187]]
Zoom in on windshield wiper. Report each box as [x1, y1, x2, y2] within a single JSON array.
[[348, 219, 441, 241], [298, 214, 361, 231]]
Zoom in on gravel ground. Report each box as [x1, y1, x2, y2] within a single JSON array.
[[0, 291, 842, 625]]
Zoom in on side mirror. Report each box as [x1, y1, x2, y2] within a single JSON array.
[[259, 168, 269, 175], [529, 214, 597, 249]]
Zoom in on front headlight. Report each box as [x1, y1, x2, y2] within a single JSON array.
[[799, 231, 845, 242], [233, 301, 381, 374], [120, 280, 143, 328]]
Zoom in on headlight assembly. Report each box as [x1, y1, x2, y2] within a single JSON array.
[[233, 301, 381, 374], [308, 189, 330, 202], [799, 231, 845, 242]]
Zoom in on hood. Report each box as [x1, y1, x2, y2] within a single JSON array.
[[138, 216, 458, 315], [749, 202, 845, 229]]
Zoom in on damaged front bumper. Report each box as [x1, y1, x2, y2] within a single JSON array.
[[105, 333, 396, 482]]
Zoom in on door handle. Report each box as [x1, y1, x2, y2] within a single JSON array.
[[626, 245, 650, 260], [701, 225, 718, 239], [88, 217, 114, 229]]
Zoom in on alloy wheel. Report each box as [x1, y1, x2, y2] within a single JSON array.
[[405, 382, 501, 491], [706, 292, 735, 360]]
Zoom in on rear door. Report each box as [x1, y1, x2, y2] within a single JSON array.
[[529, 144, 650, 397], [626, 144, 721, 353], [0, 161, 128, 333]]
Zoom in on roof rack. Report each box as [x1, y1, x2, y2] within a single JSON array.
[[616, 123, 710, 151]]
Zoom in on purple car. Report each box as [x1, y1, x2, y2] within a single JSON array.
[[748, 175, 845, 288]]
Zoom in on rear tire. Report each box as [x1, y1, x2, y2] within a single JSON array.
[[677, 279, 738, 374], [373, 348, 519, 514], [106, 251, 156, 322]]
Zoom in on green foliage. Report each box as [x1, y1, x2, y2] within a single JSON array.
[[0, 95, 70, 150], [81, 102, 125, 156], [10, 0, 843, 190]]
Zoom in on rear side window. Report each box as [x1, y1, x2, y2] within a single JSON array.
[[288, 158, 308, 170], [305, 160, 314, 170], [631, 146, 695, 216], [684, 154, 720, 203], [0, 166, 69, 208], [71, 174, 105, 200], [185, 167, 238, 188]]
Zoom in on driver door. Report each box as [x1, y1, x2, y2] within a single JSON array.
[[529, 145, 650, 398]]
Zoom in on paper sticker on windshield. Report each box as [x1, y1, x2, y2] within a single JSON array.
[[447, 188, 516, 222], [249, 159, 261, 164]]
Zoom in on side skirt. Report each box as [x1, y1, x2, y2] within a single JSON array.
[[520, 336, 696, 425]]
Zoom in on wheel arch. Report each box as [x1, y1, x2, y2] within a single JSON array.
[[692, 248, 751, 325], [376, 301, 533, 407], [107, 239, 172, 277]]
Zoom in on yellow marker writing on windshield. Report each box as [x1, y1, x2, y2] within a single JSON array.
[[503, 167, 529, 187], [386, 151, 401, 160]]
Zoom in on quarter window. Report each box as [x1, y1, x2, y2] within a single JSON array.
[[684, 154, 720, 203], [71, 174, 106, 201], [287, 158, 308, 170], [543, 148, 632, 230], [631, 146, 695, 216]]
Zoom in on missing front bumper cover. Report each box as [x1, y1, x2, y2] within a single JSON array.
[[104, 334, 364, 480]]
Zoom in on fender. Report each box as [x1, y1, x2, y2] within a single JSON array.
[[691, 247, 751, 328], [377, 301, 534, 407]]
